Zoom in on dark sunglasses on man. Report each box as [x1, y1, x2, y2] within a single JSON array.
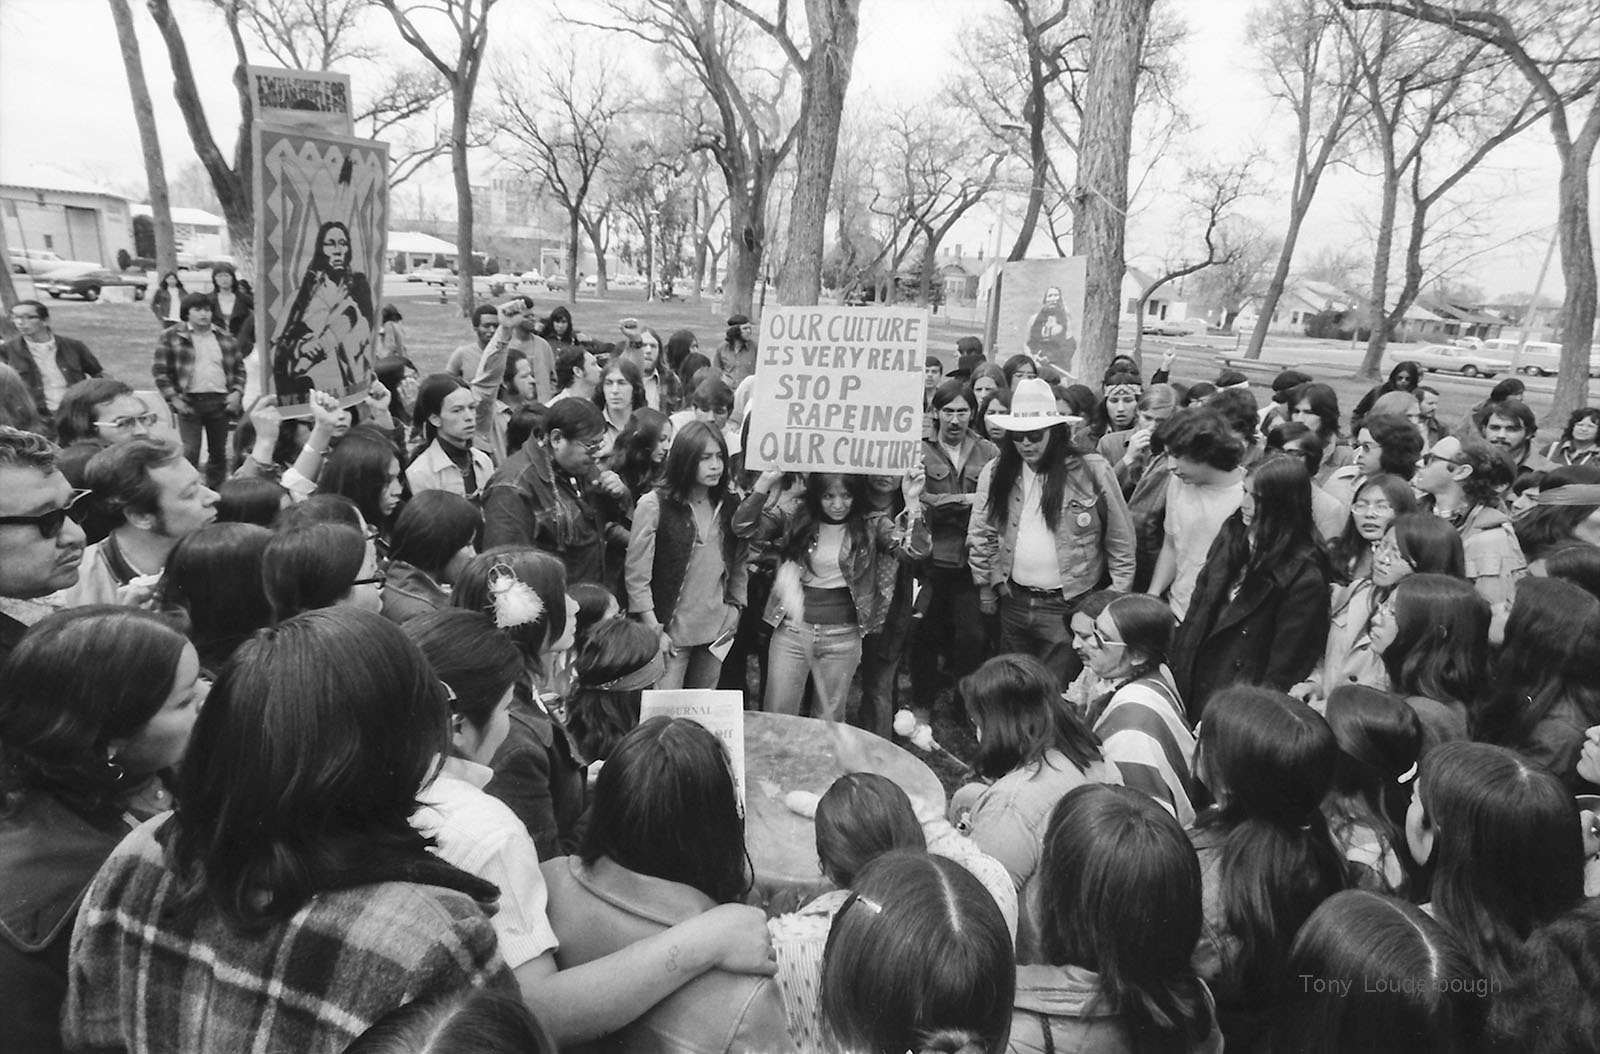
[[0, 488, 92, 538]]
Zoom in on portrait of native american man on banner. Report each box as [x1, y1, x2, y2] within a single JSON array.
[[253, 124, 388, 414]]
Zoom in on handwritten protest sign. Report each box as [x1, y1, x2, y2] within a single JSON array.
[[639, 690, 747, 813], [746, 306, 927, 474]]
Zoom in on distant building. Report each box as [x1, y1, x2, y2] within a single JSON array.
[[1235, 280, 1360, 335], [129, 204, 229, 261], [0, 161, 131, 268], [1124, 266, 1190, 328]]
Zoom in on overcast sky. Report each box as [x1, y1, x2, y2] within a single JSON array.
[[0, 0, 1586, 300]]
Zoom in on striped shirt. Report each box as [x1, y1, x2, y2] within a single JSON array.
[[1092, 670, 1198, 825]]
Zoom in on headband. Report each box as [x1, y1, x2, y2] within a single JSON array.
[[1105, 383, 1142, 400], [582, 650, 665, 692], [1530, 484, 1600, 507]]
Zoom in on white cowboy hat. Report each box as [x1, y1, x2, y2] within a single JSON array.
[[985, 377, 1081, 432]]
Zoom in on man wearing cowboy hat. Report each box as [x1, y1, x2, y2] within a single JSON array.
[[967, 377, 1135, 686]]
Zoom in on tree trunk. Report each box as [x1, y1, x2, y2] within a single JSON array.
[[581, 218, 610, 298], [1553, 133, 1598, 419], [777, 0, 860, 307], [690, 188, 707, 301], [1073, 0, 1154, 384], [450, 92, 474, 317], [1246, 205, 1313, 359], [1357, 147, 1400, 380], [726, 180, 763, 317], [109, 0, 179, 277], [566, 208, 582, 303]]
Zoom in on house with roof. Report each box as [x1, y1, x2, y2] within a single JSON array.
[[1, 160, 132, 269], [1122, 266, 1190, 327], [129, 204, 229, 261], [388, 230, 463, 272], [1234, 279, 1360, 335], [1413, 299, 1507, 343]]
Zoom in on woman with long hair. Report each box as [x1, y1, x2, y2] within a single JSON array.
[[214, 477, 290, 526], [1189, 688, 1349, 1048], [976, 386, 1013, 445], [1512, 464, 1600, 561], [1405, 741, 1584, 985], [1349, 360, 1421, 434], [1171, 455, 1332, 721], [209, 262, 253, 339], [1329, 473, 1417, 582], [1003, 353, 1039, 387], [1010, 784, 1220, 1054], [542, 717, 794, 1054], [1089, 369, 1143, 445], [563, 617, 662, 764], [968, 378, 1135, 687], [626, 421, 747, 689], [612, 407, 674, 501], [1473, 576, 1600, 788], [381, 490, 481, 624], [1319, 685, 1423, 896], [1266, 891, 1488, 1054], [150, 270, 185, 326], [1371, 573, 1487, 755], [317, 425, 406, 541], [969, 361, 1007, 407], [262, 520, 383, 622], [157, 522, 274, 672], [544, 305, 581, 355], [952, 653, 1122, 963], [1544, 406, 1600, 466], [1077, 593, 1196, 823], [734, 468, 928, 720], [62, 610, 513, 1052], [0, 608, 201, 1052], [595, 358, 646, 440], [821, 851, 1015, 1054], [453, 547, 583, 858], [1100, 382, 1177, 494]]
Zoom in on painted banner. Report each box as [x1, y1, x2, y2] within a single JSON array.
[[995, 257, 1088, 377], [254, 123, 388, 414], [639, 690, 747, 813], [247, 66, 354, 136], [746, 306, 927, 474]]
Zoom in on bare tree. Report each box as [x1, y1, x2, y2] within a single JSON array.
[[1074, 0, 1158, 384], [1130, 161, 1257, 355], [1342, 0, 1600, 416], [109, 0, 179, 276], [374, 0, 502, 316], [146, 0, 256, 271], [1243, 0, 1363, 360], [1191, 220, 1281, 329], [496, 52, 629, 304], [233, 0, 373, 69], [356, 66, 452, 191]]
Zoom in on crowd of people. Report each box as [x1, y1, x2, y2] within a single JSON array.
[[1, 286, 1599, 1054]]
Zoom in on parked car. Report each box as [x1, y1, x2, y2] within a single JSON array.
[[1391, 343, 1513, 378], [1140, 318, 1203, 337], [409, 267, 454, 286], [10, 249, 102, 277], [37, 265, 148, 301], [1479, 338, 1562, 377]]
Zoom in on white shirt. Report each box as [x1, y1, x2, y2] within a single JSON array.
[[27, 337, 66, 411], [1011, 464, 1062, 589], [187, 327, 227, 394], [1163, 470, 1244, 619], [808, 522, 848, 589], [412, 756, 560, 969]]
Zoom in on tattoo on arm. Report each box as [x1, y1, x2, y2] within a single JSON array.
[[666, 944, 680, 974]]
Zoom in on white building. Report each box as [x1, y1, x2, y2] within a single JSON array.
[[128, 204, 229, 262], [0, 161, 131, 268]]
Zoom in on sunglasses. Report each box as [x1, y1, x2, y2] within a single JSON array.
[[0, 488, 92, 538], [1010, 429, 1048, 444]]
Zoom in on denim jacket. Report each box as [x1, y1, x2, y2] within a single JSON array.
[[731, 490, 930, 633], [921, 433, 998, 568], [967, 453, 1136, 601]]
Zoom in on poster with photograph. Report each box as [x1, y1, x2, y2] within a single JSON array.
[[254, 123, 388, 414], [745, 305, 927, 475], [995, 257, 1088, 377], [247, 66, 354, 136]]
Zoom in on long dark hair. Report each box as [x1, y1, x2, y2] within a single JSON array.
[[1038, 785, 1212, 1054], [984, 423, 1084, 533], [1416, 741, 1583, 985], [388, 490, 481, 581], [1217, 455, 1321, 585], [343, 989, 557, 1054], [1512, 465, 1600, 560], [1321, 685, 1423, 896], [774, 473, 871, 568], [614, 407, 672, 498], [660, 419, 730, 509], [1329, 473, 1416, 581], [593, 357, 646, 413], [413, 373, 470, 447], [1195, 688, 1348, 1002], [1291, 382, 1343, 444], [400, 609, 522, 734], [960, 653, 1102, 780], [157, 523, 274, 672], [1474, 576, 1600, 748], [813, 773, 926, 888], [1380, 574, 1488, 710], [1270, 891, 1487, 1054], [0, 607, 189, 824], [317, 426, 403, 530], [581, 716, 750, 904], [451, 547, 569, 665], [163, 609, 451, 929], [564, 617, 660, 763], [821, 851, 1015, 1054], [262, 522, 367, 622]]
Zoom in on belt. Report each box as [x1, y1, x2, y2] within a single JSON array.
[[1008, 580, 1064, 597]]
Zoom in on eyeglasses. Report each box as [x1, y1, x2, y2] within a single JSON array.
[[0, 488, 91, 538], [1351, 500, 1395, 515], [937, 407, 971, 418], [1010, 429, 1048, 443], [96, 412, 161, 432], [1423, 453, 1463, 467], [576, 435, 606, 453], [1089, 624, 1125, 650], [1371, 602, 1395, 625], [9, 312, 40, 321]]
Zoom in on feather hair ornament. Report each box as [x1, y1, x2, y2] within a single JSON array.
[[487, 560, 544, 629]]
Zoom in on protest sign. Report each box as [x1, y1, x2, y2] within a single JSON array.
[[247, 66, 354, 136], [995, 257, 1088, 377], [746, 305, 927, 474], [254, 123, 388, 414], [639, 690, 747, 814]]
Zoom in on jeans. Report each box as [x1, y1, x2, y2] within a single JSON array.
[[718, 568, 773, 706], [855, 563, 915, 736], [176, 392, 231, 489], [999, 585, 1083, 689], [764, 619, 863, 722], [910, 564, 988, 712], [658, 644, 725, 690]]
